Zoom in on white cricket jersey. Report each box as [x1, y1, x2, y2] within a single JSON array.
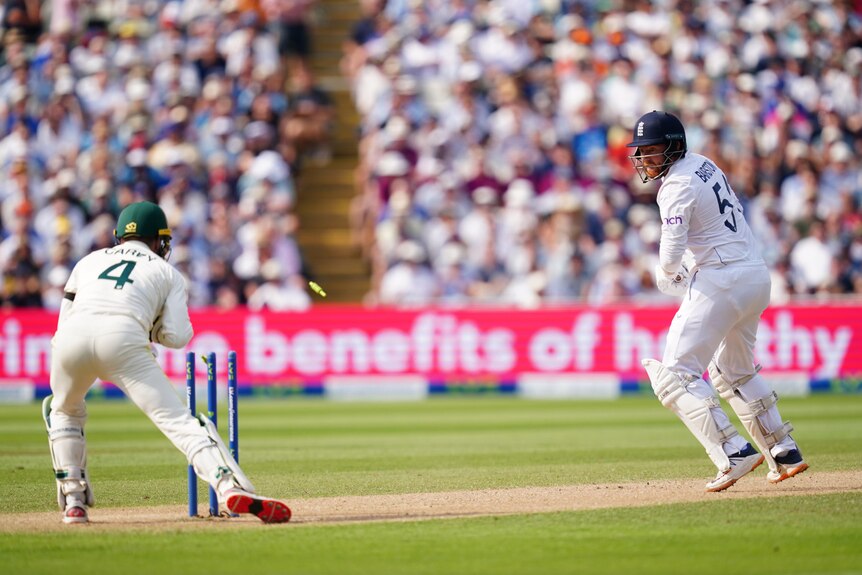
[[657, 152, 764, 273], [61, 240, 193, 348]]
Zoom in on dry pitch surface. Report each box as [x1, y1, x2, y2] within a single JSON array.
[[4, 470, 860, 533]]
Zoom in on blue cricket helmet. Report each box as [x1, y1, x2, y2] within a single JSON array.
[[627, 111, 688, 182]]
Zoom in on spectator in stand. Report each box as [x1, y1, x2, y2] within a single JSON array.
[[2, 0, 41, 44], [246, 260, 312, 311], [1, 155, 43, 231], [790, 219, 835, 294], [33, 171, 88, 257], [263, 0, 317, 80], [0, 207, 44, 273], [282, 64, 335, 164], [2, 237, 43, 308], [378, 239, 439, 306], [459, 186, 499, 271]]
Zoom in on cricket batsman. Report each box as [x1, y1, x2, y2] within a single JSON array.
[[628, 111, 808, 492]]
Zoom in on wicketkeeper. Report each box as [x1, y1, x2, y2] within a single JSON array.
[[44, 201, 292, 523], [628, 111, 808, 492]]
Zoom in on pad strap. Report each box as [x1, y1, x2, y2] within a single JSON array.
[[717, 424, 739, 443], [764, 422, 793, 445], [747, 391, 778, 416], [710, 363, 762, 393]]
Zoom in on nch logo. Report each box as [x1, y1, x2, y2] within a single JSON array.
[[664, 216, 683, 225]]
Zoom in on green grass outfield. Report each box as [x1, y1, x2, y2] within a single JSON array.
[[1, 394, 860, 574]]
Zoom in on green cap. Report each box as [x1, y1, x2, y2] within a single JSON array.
[[115, 201, 171, 240]]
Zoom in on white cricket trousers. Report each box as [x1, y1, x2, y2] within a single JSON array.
[[663, 262, 796, 456], [49, 317, 213, 483], [663, 263, 769, 379]]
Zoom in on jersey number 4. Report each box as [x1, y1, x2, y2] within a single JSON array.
[[712, 176, 737, 233], [98, 260, 137, 289]]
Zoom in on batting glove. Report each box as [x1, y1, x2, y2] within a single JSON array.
[[655, 263, 690, 297]]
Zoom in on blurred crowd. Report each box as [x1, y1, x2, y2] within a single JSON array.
[[343, 0, 862, 307], [2, 0, 861, 311], [0, 0, 332, 310]]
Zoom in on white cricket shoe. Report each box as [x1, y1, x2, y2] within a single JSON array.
[[63, 498, 89, 524], [706, 444, 765, 492], [767, 449, 809, 483], [224, 488, 292, 524]]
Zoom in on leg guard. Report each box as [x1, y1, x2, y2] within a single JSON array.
[[643, 359, 737, 472], [190, 413, 255, 499], [708, 362, 795, 473], [42, 395, 95, 510]]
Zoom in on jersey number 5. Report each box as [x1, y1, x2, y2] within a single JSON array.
[[712, 176, 737, 233], [98, 260, 137, 289]]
